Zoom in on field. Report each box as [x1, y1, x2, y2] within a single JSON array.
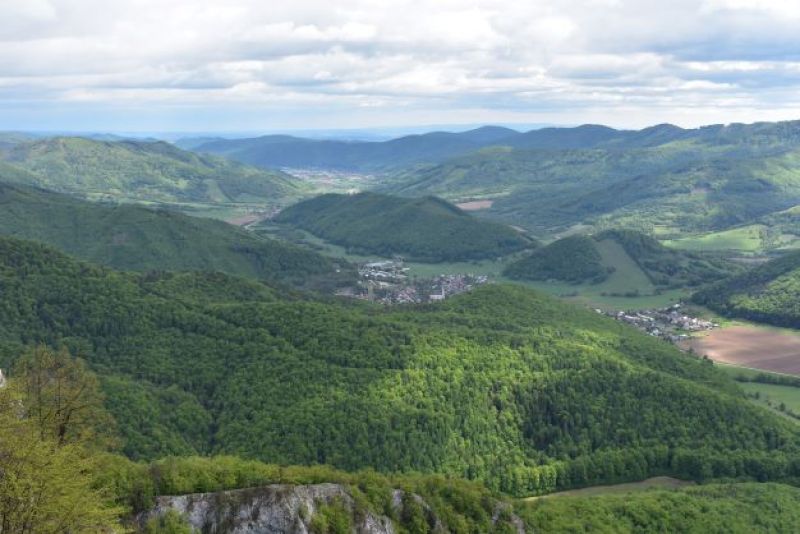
[[456, 200, 494, 211], [686, 325, 800, 375], [523, 477, 692, 501], [664, 225, 766, 252]]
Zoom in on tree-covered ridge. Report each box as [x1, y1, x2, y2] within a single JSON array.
[[386, 122, 800, 236], [693, 250, 800, 327], [503, 235, 608, 283], [0, 236, 798, 497], [0, 181, 351, 291], [0, 136, 302, 205], [503, 229, 738, 287], [275, 192, 534, 262]]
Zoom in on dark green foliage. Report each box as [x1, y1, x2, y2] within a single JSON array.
[[143, 510, 192, 534], [693, 250, 800, 327], [275, 192, 533, 262], [0, 181, 350, 290], [0, 136, 301, 204], [2, 236, 799, 497], [310, 498, 353, 534], [597, 229, 740, 288], [503, 229, 738, 287], [519, 483, 800, 533], [503, 235, 607, 283]]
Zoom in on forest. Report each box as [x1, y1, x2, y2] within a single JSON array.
[[0, 236, 799, 503], [275, 192, 533, 262]]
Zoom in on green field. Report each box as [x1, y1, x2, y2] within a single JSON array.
[[524, 476, 693, 501], [664, 225, 767, 252], [715, 363, 800, 421]]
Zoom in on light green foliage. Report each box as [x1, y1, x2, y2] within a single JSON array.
[[0, 236, 798, 498], [275, 192, 534, 262], [1, 136, 302, 205], [519, 483, 800, 533], [143, 510, 192, 534]]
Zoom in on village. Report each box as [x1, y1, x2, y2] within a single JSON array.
[[339, 259, 489, 304], [600, 303, 719, 343]]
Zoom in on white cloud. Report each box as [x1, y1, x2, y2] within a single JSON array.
[[0, 0, 798, 130]]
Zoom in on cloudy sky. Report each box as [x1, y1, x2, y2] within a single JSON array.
[[2, 0, 800, 132]]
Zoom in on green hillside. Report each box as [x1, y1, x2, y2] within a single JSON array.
[[386, 121, 800, 239], [0, 236, 798, 497], [0, 136, 302, 205], [521, 483, 800, 533], [504, 229, 738, 289], [275, 192, 534, 262], [693, 250, 800, 327], [0, 181, 348, 290]]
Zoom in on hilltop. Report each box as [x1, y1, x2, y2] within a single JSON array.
[[0, 235, 798, 497], [504, 229, 738, 289], [0, 136, 302, 205], [0, 180, 349, 290], [274, 192, 534, 262]]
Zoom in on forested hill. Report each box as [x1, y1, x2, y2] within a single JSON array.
[[1, 235, 798, 496], [275, 192, 534, 262], [185, 125, 520, 171], [0, 136, 302, 205], [693, 250, 800, 327], [0, 181, 348, 290], [387, 120, 800, 235], [504, 229, 738, 288]]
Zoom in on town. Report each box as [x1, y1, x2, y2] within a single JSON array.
[[337, 259, 489, 304], [600, 303, 719, 343]]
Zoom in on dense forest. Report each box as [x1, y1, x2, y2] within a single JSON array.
[[0, 236, 798, 500], [0, 136, 302, 205], [275, 192, 533, 262], [693, 249, 800, 327], [503, 235, 608, 283], [0, 180, 352, 291]]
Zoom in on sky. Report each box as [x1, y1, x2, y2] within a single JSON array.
[[2, 0, 800, 133]]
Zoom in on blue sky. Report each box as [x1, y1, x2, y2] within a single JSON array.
[[2, 0, 800, 133]]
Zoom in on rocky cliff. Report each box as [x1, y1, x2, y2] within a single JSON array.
[[139, 482, 526, 534]]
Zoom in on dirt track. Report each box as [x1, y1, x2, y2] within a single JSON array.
[[686, 326, 800, 375]]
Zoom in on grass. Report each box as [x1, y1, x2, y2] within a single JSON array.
[[663, 225, 766, 252], [523, 477, 693, 501], [715, 363, 800, 422]]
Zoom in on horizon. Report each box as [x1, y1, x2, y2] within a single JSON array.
[[4, 1, 800, 132]]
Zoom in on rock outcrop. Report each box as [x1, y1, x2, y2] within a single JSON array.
[[139, 483, 526, 534]]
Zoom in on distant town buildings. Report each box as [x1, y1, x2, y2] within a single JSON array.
[[600, 303, 719, 343]]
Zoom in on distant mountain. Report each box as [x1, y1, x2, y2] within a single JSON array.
[[0, 137, 302, 205], [693, 250, 800, 327], [0, 180, 349, 290], [504, 230, 739, 288], [275, 192, 534, 262], [189, 126, 520, 171], [388, 120, 800, 235]]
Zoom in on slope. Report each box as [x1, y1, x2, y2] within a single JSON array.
[[504, 230, 738, 289], [0, 236, 797, 497], [693, 250, 800, 327], [387, 120, 800, 236], [0, 136, 302, 205], [0, 180, 348, 290], [274, 192, 534, 262]]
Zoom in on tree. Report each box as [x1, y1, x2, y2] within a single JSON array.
[[13, 345, 114, 446], [0, 347, 122, 532]]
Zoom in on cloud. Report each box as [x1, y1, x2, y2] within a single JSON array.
[[0, 0, 799, 130]]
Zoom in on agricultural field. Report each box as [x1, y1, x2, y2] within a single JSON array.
[[686, 325, 800, 375], [664, 225, 768, 252]]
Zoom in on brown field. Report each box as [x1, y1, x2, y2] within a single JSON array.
[[685, 326, 800, 375], [524, 477, 692, 501], [226, 214, 265, 227], [456, 200, 493, 211]]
